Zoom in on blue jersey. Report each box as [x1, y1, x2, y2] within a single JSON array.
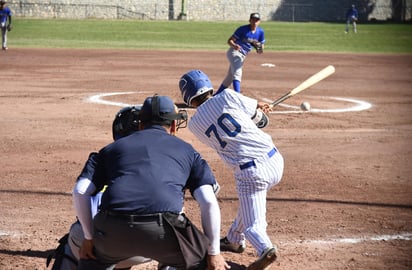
[[346, 7, 358, 19], [0, 6, 11, 24], [233, 24, 265, 56], [92, 125, 217, 214]]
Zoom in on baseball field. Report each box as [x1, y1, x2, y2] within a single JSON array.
[[1, 20, 412, 269]]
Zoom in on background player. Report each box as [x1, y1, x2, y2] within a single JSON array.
[[179, 70, 284, 270], [216, 12, 265, 94], [0, 0, 12, 50], [345, 4, 358, 33]]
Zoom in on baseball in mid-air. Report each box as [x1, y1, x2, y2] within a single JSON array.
[[300, 101, 311, 111]]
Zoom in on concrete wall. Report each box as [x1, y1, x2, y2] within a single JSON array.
[[6, 0, 412, 22]]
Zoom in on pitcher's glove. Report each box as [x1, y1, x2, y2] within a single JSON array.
[[7, 24, 12, 32], [250, 41, 263, 54]]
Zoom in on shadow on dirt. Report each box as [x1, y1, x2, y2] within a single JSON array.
[[0, 248, 53, 258]]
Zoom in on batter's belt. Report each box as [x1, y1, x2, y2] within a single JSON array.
[[239, 148, 277, 170]]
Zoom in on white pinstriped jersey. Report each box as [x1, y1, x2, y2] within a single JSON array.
[[188, 89, 275, 168]]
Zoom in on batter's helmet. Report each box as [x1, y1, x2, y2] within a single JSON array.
[[112, 105, 141, 140], [179, 70, 214, 107]]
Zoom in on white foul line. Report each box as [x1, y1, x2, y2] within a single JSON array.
[[296, 232, 412, 246]]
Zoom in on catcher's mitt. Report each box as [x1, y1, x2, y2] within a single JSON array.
[[7, 24, 12, 32], [250, 41, 263, 54]]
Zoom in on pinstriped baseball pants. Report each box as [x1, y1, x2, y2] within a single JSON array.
[[228, 149, 284, 256]]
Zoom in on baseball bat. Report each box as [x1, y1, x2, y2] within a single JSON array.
[[270, 65, 335, 108]]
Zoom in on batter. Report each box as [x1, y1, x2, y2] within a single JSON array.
[[179, 69, 283, 270]]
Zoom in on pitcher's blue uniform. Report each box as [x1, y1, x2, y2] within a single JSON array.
[[217, 12, 265, 94]]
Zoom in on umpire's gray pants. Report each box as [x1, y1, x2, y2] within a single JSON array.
[[78, 212, 188, 270]]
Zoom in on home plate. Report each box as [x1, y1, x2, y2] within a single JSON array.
[[261, 63, 275, 68]]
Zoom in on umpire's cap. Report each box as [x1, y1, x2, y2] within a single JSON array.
[[140, 95, 187, 126]]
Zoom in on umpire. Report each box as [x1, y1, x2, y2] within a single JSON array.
[[73, 95, 230, 270]]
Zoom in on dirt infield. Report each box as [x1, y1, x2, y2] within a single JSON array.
[[1, 49, 411, 270]]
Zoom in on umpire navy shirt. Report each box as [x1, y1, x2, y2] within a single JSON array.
[[92, 125, 216, 214]]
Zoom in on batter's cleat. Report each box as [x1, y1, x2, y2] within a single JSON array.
[[2, 47, 8, 50], [247, 247, 278, 270], [220, 237, 246, 253]]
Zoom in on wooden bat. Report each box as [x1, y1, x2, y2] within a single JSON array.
[[270, 65, 335, 108]]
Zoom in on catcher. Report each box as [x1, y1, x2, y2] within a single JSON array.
[[345, 4, 358, 33], [0, 0, 12, 50], [47, 105, 152, 270]]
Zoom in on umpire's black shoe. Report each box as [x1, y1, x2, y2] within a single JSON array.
[[220, 237, 246, 253], [247, 247, 278, 270]]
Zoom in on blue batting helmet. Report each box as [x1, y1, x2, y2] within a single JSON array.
[[179, 70, 214, 106]]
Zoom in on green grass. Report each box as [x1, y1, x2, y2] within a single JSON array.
[[9, 19, 412, 53]]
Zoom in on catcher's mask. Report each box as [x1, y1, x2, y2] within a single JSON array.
[[112, 105, 141, 140], [179, 70, 214, 107], [140, 95, 187, 130]]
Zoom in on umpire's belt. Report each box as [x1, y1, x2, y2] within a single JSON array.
[[105, 211, 178, 223], [239, 148, 276, 170]]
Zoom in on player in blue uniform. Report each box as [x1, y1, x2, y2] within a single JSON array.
[[345, 4, 358, 33], [0, 0, 12, 50], [216, 12, 265, 94], [73, 95, 230, 270]]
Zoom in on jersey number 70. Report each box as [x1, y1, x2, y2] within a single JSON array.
[[205, 113, 241, 149]]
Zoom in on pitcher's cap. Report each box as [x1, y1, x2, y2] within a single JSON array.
[[250, 13, 260, 20]]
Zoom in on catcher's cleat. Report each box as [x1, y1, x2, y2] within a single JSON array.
[[247, 247, 278, 270], [220, 237, 246, 253]]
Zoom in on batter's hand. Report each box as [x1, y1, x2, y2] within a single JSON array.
[[207, 254, 231, 270], [79, 239, 97, 260], [258, 101, 271, 113]]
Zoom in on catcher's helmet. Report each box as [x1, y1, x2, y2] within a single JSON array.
[[179, 70, 214, 107], [112, 105, 141, 141]]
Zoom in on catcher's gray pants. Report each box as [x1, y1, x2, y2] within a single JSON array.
[[78, 211, 206, 270], [0, 23, 7, 48]]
